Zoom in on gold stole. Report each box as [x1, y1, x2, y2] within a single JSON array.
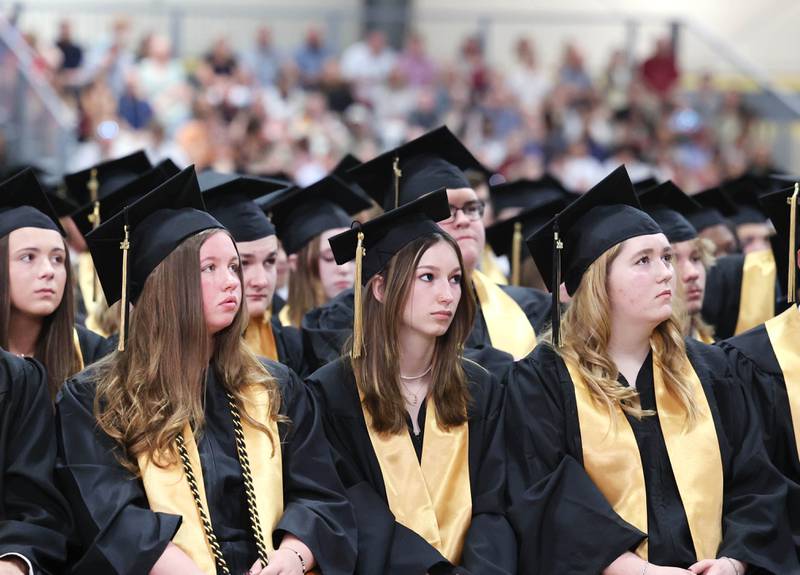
[[764, 305, 800, 461], [471, 269, 537, 360], [479, 247, 508, 285], [734, 249, 776, 335], [244, 317, 279, 361], [77, 252, 98, 315], [693, 330, 715, 345], [565, 345, 723, 560], [72, 328, 84, 371], [138, 385, 284, 575], [359, 391, 472, 563], [278, 305, 294, 328]]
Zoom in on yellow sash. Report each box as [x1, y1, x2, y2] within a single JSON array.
[[244, 317, 279, 361], [764, 305, 800, 461], [359, 391, 472, 563], [566, 345, 723, 560], [479, 247, 508, 285], [138, 384, 284, 575], [694, 330, 715, 345], [734, 249, 776, 335], [278, 305, 294, 328], [471, 269, 536, 360], [72, 328, 84, 371], [77, 252, 98, 315]]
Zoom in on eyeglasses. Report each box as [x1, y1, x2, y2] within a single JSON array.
[[446, 200, 485, 222]]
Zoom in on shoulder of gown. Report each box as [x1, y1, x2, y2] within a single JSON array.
[[300, 289, 354, 371], [496, 284, 552, 332], [702, 253, 744, 340], [75, 324, 114, 366]]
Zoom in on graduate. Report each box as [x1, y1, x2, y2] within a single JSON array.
[[719, 180, 800, 555], [638, 181, 716, 343], [0, 168, 110, 399], [688, 185, 739, 257], [302, 126, 550, 370], [56, 167, 356, 575], [0, 350, 72, 575], [261, 174, 372, 328], [307, 189, 516, 575], [723, 174, 773, 255], [507, 166, 798, 574], [199, 170, 307, 376]]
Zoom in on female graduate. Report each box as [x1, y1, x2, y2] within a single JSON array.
[[507, 166, 798, 575], [199, 171, 306, 376], [307, 189, 516, 575], [264, 174, 371, 328], [56, 167, 356, 575], [0, 350, 72, 575], [0, 168, 110, 399]]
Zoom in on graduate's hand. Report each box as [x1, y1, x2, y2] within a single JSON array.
[[647, 567, 693, 574], [688, 558, 746, 574], [149, 542, 205, 575], [249, 550, 303, 575], [0, 558, 27, 575]]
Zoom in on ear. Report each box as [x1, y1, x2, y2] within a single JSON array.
[[796, 248, 800, 271], [287, 253, 298, 272], [371, 275, 386, 303]]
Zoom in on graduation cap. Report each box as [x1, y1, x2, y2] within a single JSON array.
[[486, 196, 566, 286], [759, 178, 800, 303], [0, 168, 65, 238], [632, 176, 660, 194], [526, 165, 661, 345], [0, 164, 78, 218], [70, 159, 180, 237], [723, 174, 770, 226], [328, 188, 451, 357], [85, 166, 223, 350], [489, 175, 572, 215], [263, 175, 373, 255], [199, 171, 289, 242], [637, 181, 701, 244], [347, 126, 484, 210], [331, 153, 373, 205], [686, 185, 736, 232]]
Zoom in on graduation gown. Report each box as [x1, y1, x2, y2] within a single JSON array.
[[75, 324, 114, 367], [507, 340, 798, 574], [55, 361, 357, 575], [702, 251, 778, 340], [0, 351, 71, 575], [719, 306, 800, 552], [307, 357, 517, 575], [244, 315, 308, 377], [301, 284, 550, 372]]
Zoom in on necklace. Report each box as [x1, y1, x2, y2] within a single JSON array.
[[399, 363, 433, 380], [400, 380, 421, 406]]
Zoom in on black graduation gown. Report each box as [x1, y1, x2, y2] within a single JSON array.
[[307, 358, 517, 575], [55, 361, 357, 575], [301, 285, 549, 372], [719, 323, 800, 553], [75, 324, 114, 366], [0, 351, 71, 575], [507, 339, 798, 574], [271, 316, 308, 378]]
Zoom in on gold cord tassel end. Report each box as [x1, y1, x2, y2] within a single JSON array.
[[352, 231, 366, 359]]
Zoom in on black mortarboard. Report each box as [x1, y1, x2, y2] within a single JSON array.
[[70, 160, 180, 236], [637, 181, 700, 243], [723, 174, 770, 226], [63, 151, 153, 209], [490, 175, 572, 215], [526, 166, 662, 344], [759, 179, 800, 303], [632, 176, 660, 193], [328, 188, 452, 358], [86, 166, 223, 350], [486, 196, 566, 286], [0, 164, 78, 217], [687, 185, 737, 232], [199, 171, 288, 242], [0, 168, 65, 238], [264, 175, 372, 255], [331, 153, 373, 204], [347, 126, 483, 210]]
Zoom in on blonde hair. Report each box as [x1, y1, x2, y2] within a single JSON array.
[[546, 241, 699, 425]]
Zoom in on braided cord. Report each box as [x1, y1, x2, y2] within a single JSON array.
[[176, 432, 231, 575], [227, 392, 271, 567]]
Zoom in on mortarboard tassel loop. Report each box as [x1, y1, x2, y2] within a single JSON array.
[[351, 230, 366, 359], [511, 221, 523, 287], [392, 156, 402, 209], [552, 223, 563, 348], [788, 183, 799, 304], [117, 213, 131, 352]]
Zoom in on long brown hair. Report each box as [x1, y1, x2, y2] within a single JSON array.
[[285, 236, 325, 327], [93, 229, 285, 475], [546, 241, 699, 425], [348, 232, 477, 434], [0, 234, 81, 398]]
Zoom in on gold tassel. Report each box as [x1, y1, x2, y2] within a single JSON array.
[[511, 221, 523, 286], [351, 231, 366, 359], [392, 156, 402, 209], [553, 229, 564, 348], [117, 224, 130, 352], [788, 183, 798, 304]]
